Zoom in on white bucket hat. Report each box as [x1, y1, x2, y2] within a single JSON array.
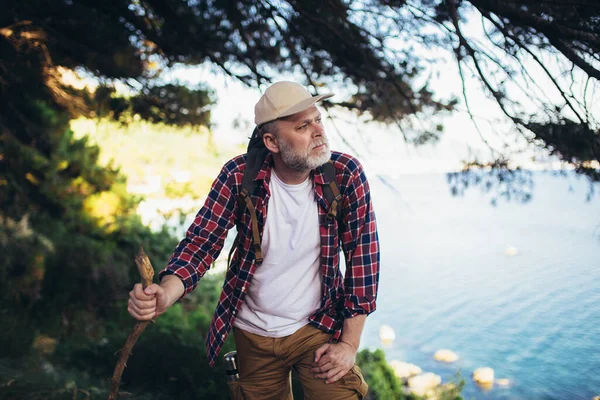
[[254, 81, 334, 126]]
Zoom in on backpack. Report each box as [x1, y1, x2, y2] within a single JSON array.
[[227, 127, 342, 266]]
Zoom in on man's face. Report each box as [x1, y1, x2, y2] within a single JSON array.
[[273, 106, 330, 172]]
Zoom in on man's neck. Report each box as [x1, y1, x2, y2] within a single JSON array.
[[271, 157, 311, 185]]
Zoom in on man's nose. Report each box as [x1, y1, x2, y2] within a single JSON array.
[[311, 122, 323, 137]]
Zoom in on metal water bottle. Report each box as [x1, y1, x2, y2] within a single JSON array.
[[223, 351, 240, 382]]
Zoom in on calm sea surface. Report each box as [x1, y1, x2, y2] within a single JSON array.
[[361, 171, 600, 400]]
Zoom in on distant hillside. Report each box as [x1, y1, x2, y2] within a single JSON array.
[[71, 118, 244, 201]]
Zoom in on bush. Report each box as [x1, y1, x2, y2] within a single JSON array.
[[357, 349, 412, 400], [356, 349, 464, 400]]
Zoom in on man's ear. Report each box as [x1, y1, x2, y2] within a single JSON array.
[[263, 133, 280, 154]]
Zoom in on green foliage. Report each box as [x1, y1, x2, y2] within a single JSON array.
[[1, 102, 118, 221], [0, 314, 236, 400], [438, 372, 466, 400], [0, 48, 240, 394], [0, 355, 110, 400], [0, 71, 223, 397], [1, 265, 235, 399], [356, 349, 465, 400], [356, 349, 411, 400], [81, 84, 215, 128], [45, 274, 235, 400], [0, 306, 37, 359]]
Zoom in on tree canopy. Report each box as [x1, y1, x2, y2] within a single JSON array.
[[3, 0, 599, 160]]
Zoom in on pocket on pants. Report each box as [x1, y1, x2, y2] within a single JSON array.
[[340, 365, 369, 399]]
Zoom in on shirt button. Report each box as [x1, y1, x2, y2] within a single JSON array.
[[232, 310, 237, 315], [241, 286, 247, 292]]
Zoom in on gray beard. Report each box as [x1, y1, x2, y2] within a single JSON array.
[[278, 137, 331, 171]]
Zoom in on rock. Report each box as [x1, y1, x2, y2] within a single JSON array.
[[592, 396, 599, 400], [433, 349, 459, 363], [379, 325, 396, 345], [473, 367, 494, 387], [505, 246, 519, 256], [389, 360, 422, 379], [408, 372, 442, 396], [495, 378, 511, 387]]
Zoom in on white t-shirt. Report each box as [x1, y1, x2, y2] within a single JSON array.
[[233, 171, 322, 337]]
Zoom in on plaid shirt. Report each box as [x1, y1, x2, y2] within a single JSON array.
[[159, 151, 379, 366]]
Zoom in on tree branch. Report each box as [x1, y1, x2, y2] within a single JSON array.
[[480, 9, 587, 123]]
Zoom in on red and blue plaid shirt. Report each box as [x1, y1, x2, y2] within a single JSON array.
[[159, 151, 380, 366]]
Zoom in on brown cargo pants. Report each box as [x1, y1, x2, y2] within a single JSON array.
[[228, 324, 368, 400]]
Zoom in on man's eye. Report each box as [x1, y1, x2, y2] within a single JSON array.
[[316, 118, 322, 124], [297, 124, 308, 130]]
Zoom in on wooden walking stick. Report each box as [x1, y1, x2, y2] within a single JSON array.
[[107, 246, 155, 400]]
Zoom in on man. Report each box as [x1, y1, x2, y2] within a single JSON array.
[[128, 81, 380, 399]]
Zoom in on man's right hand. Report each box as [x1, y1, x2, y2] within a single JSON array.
[[128, 283, 169, 321]]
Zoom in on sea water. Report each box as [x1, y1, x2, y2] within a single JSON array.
[[362, 171, 600, 399]]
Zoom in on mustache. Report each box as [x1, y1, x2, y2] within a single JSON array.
[[310, 138, 329, 150]]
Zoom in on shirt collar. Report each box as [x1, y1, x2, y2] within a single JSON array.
[[312, 164, 328, 185]]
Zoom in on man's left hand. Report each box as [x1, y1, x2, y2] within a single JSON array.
[[311, 342, 357, 384]]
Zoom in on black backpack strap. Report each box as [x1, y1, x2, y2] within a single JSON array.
[[321, 161, 343, 222], [227, 127, 268, 267]]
